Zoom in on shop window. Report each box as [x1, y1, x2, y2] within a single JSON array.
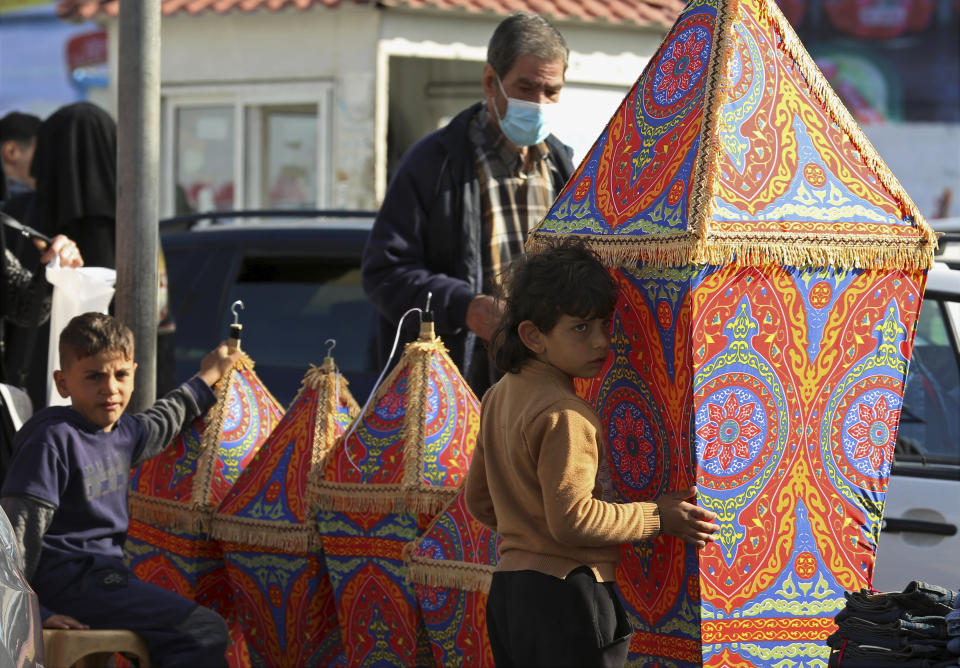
[[161, 83, 332, 217]]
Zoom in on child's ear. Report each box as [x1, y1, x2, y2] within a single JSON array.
[[53, 370, 71, 398], [517, 320, 546, 354]]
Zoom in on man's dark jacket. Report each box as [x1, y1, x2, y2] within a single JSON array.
[[361, 102, 575, 391]]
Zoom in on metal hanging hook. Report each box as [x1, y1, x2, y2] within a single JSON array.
[[228, 300, 245, 351], [418, 291, 436, 339], [231, 300, 245, 325], [325, 338, 336, 357]]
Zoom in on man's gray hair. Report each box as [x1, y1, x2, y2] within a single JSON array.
[[487, 12, 569, 78]]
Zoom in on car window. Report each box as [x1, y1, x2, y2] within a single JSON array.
[[226, 256, 378, 384], [896, 294, 960, 467]]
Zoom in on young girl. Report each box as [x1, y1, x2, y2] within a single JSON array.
[[464, 240, 718, 667]]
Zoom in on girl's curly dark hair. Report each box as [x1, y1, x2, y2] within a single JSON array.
[[490, 239, 618, 374]]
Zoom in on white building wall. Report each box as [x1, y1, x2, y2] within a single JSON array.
[[108, 6, 381, 210], [103, 8, 670, 211], [863, 124, 960, 220], [95, 10, 960, 220], [377, 12, 668, 199]]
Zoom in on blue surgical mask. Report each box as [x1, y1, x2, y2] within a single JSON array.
[[492, 75, 556, 147]]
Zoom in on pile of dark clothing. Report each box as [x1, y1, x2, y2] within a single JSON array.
[[828, 581, 960, 667]]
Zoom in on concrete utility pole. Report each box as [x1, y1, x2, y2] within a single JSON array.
[[116, 0, 161, 411]]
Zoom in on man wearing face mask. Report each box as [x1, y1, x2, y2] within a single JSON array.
[[362, 12, 575, 396]]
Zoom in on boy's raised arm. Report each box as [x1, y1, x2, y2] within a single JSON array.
[[132, 344, 242, 465]]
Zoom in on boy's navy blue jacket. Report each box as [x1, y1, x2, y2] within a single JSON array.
[[0, 376, 215, 619], [361, 101, 575, 383]]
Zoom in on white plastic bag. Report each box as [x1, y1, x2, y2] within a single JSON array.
[[45, 259, 116, 407]]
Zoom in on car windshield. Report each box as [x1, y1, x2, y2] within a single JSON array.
[[224, 256, 378, 397]]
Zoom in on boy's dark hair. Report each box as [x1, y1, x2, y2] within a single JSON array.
[[59, 312, 135, 368], [491, 239, 618, 374], [0, 112, 41, 146]]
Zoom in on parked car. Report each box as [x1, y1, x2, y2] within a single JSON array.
[[933, 216, 960, 270], [160, 210, 959, 591], [160, 210, 380, 408]]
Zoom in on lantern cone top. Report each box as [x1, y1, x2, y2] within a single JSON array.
[[528, 0, 936, 271]]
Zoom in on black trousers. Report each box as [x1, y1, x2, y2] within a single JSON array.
[[486, 567, 632, 668]]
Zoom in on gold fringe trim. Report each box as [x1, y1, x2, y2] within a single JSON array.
[[208, 514, 320, 552], [312, 482, 408, 514], [688, 0, 737, 249], [690, 234, 936, 269], [526, 232, 700, 269], [189, 364, 236, 513], [305, 360, 362, 488], [528, 227, 936, 271], [406, 557, 495, 594], [129, 493, 212, 533], [403, 486, 461, 517], [301, 358, 361, 414], [400, 340, 432, 499], [310, 479, 460, 516]]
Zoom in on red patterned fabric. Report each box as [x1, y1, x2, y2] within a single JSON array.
[[124, 519, 250, 666], [209, 362, 359, 666], [129, 359, 284, 524], [407, 487, 499, 666], [124, 358, 283, 666], [314, 329, 479, 667]]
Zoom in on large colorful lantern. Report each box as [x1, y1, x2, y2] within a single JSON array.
[[128, 354, 284, 529], [209, 358, 360, 667], [125, 354, 284, 666], [406, 484, 500, 667], [314, 320, 480, 667], [527, 0, 936, 663]]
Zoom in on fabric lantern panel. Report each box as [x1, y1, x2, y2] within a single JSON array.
[[406, 484, 500, 667], [575, 264, 924, 664], [129, 355, 284, 530], [315, 323, 480, 667], [124, 356, 284, 666], [529, 0, 935, 662], [210, 360, 359, 667]]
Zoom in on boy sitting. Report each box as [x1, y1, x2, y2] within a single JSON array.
[[1, 312, 241, 667]]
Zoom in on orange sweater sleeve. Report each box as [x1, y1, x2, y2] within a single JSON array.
[[529, 400, 661, 546]]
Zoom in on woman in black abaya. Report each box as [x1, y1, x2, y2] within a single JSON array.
[[28, 101, 117, 269], [4, 102, 114, 409]]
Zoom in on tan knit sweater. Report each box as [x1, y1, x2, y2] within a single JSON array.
[[464, 359, 661, 582]]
